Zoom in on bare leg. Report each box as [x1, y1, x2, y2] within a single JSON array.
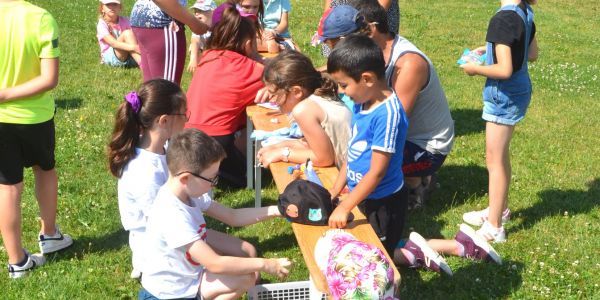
[[404, 176, 422, 189], [266, 39, 280, 54], [393, 238, 459, 266], [200, 270, 256, 300], [485, 122, 514, 228], [0, 182, 25, 264], [33, 166, 58, 236], [120, 29, 141, 64]]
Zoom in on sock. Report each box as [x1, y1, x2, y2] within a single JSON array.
[[400, 248, 416, 266], [455, 240, 465, 257]]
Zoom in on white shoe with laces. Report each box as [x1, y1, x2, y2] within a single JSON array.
[[476, 221, 507, 243], [8, 250, 46, 279], [39, 226, 73, 254], [463, 207, 511, 227]]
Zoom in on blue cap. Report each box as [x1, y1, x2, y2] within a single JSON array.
[[317, 5, 363, 41]]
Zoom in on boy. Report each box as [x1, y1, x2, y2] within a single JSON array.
[[327, 36, 501, 275], [326, 34, 409, 259], [187, 0, 216, 73], [140, 128, 291, 300], [0, 0, 73, 279]]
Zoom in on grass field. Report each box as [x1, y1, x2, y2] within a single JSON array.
[[1, 0, 599, 299]]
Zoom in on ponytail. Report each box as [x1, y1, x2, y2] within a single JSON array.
[[108, 79, 187, 178], [314, 72, 339, 100]]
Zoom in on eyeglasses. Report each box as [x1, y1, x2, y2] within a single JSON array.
[[175, 171, 219, 186], [170, 111, 191, 121]]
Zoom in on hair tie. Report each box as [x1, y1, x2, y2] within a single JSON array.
[[124, 91, 141, 113]]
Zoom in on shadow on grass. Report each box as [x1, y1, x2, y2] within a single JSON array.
[[406, 164, 488, 238], [452, 108, 485, 137], [399, 260, 524, 299], [513, 177, 600, 232], [55, 97, 83, 110], [44, 228, 128, 262]]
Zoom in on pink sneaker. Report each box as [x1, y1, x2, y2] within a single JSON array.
[[403, 232, 453, 275], [463, 207, 510, 227], [476, 221, 507, 243], [455, 224, 502, 264]]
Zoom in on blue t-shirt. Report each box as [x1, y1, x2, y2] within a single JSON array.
[[130, 0, 187, 28], [346, 92, 408, 199], [262, 0, 290, 37]]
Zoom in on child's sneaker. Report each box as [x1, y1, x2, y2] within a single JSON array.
[[455, 224, 502, 264], [130, 268, 142, 279], [462, 207, 511, 227], [403, 232, 453, 275], [8, 250, 46, 279], [476, 221, 507, 243], [39, 226, 73, 254]]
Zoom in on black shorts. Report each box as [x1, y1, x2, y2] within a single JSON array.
[[0, 119, 55, 184], [402, 141, 447, 177], [211, 133, 246, 188], [358, 185, 409, 256]]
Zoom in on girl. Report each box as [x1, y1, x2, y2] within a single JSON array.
[[233, 0, 280, 53], [108, 79, 189, 278], [186, 2, 264, 188], [260, 0, 295, 53], [257, 50, 352, 168], [460, 0, 538, 243], [130, 0, 209, 84], [96, 0, 140, 67]]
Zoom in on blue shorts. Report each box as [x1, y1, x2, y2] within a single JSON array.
[[402, 141, 446, 177], [102, 48, 137, 68], [482, 82, 531, 126], [138, 288, 200, 300]]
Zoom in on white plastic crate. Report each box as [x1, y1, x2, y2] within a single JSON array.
[[248, 281, 326, 300]]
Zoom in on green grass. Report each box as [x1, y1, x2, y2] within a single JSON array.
[[2, 0, 599, 299]]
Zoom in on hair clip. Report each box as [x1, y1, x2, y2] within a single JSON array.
[[124, 91, 141, 113]]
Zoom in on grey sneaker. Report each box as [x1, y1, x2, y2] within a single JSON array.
[[455, 224, 502, 264], [403, 232, 452, 275], [8, 250, 46, 279], [39, 226, 73, 254]]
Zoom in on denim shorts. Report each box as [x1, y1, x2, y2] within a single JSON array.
[[102, 48, 137, 68], [138, 288, 201, 300], [482, 80, 531, 126]]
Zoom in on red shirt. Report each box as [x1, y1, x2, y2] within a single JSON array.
[[186, 50, 264, 136]]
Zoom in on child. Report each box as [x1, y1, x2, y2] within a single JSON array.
[[261, 0, 295, 53], [326, 34, 409, 257], [130, 0, 209, 84], [460, 0, 538, 243], [256, 50, 352, 168], [187, 0, 216, 73], [96, 0, 140, 68], [1, 0, 73, 278], [108, 79, 189, 279], [140, 128, 292, 299], [186, 2, 264, 188]]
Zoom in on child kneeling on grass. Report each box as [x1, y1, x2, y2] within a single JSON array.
[[327, 35, 502, 276], [140, 128, 292, 300]]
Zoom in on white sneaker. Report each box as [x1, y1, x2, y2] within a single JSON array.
[[39, 226, 73, 254], [476, 221, 507, 243], [8, 250, 46, 279], [463, 207, 511, 227]]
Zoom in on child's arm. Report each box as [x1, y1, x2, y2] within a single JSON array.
[[152, 0, 208, 34], [328, 150, 391, 228], [329, 160, 348, 198], [187, 35, 201, 73], [0, 58, 58, 103], [273, 12, 289, 36], [188, 240, 291, 277], [101, 33, 139, 54], [205, 202, 281, 227], [377, 0, 392, 10], [528, 37, 538, 62], [460, 44, 513, 80]]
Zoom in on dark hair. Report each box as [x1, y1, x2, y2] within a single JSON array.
[[108, 79, 187, 178], [263, 50, 339, 100], [233, 0, 264, 30], [327, 34, 386, 82], [206, 2, 257, 56], [348, 0, 389, 34], [166, 128, 226, 175]]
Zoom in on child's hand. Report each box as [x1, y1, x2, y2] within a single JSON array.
[[460, 62, 479, 76], [254, 87, 274, 103], [187, 61, 197, 73], [264, 30, 276, 41], [328, 205, 351, 228], [265, 258, 292, 278], [256, 148, 281, 168]]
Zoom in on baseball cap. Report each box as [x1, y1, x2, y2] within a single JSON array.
[[211, 2, 257, 27], [191, 0, 217, 11], [317, 5, 364, 42], [99, 0, 121, 4]]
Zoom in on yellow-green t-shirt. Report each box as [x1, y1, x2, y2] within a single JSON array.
[[0, 1, 60, 124]]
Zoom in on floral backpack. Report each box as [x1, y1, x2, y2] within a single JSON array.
[[315, 230, 398, 300]]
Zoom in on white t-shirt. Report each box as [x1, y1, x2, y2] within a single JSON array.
[[117, 148, 168, 231], [142, 186, 213, 299]]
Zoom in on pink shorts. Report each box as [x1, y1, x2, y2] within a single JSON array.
[[132, 26, 186, 85]]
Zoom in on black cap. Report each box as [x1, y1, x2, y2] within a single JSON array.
[[278, 179, 334, 225]]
